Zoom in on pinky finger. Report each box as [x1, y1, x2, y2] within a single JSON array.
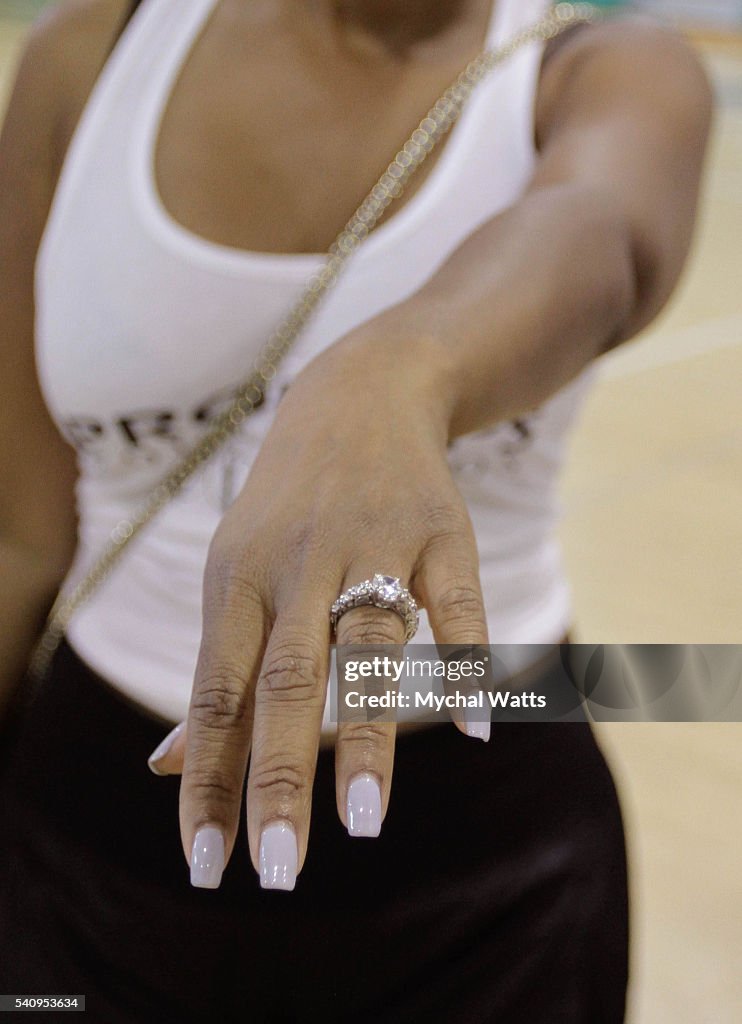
[[148, 721, 187, 776], [413, 535, 490, 742]]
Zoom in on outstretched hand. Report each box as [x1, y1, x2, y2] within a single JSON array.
[[147, 328, 489, 890]]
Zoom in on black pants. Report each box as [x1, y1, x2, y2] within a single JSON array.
[[0, 640, 628, 1023]]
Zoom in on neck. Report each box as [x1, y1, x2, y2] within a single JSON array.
[[306, 0, 488, 57]]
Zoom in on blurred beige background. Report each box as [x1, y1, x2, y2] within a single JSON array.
[[1, 5, 741, 1022], [558, 27, 742, 1024]]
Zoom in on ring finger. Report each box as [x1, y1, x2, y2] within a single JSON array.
[[333, 563, 412, 839]]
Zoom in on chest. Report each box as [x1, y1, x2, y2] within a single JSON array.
[[153, 6, 495, 254], [38, 0, 547, 440]]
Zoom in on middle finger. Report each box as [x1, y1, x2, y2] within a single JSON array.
[[246, 592, 335, 891]]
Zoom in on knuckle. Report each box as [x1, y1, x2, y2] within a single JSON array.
[[351, 507, 382, 535], [346, 503, 405, 539], [258, 641, 324, 703], [250, 759, 308, 799], [205, 537, 264, 610], [339, 609, 403, 646], [340, 722, 393, 750], [421, 501, 470, 544], [187, 768, 241, 806], [270, 520, 339, 599], [281, 517, 321, 562], [435, 581, 485, 626], [191, 673, 250, 727]]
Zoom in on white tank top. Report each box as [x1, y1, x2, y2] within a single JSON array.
[[35, 0, 597, 726]]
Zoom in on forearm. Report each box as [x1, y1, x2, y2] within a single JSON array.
[[0, 539, 67, 717], [379, 182, 637, 439], [357, 19, 713, 441]]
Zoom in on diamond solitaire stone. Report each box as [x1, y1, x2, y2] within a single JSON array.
[[376, 575, 401, 601]]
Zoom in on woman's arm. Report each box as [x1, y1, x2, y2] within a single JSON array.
[[0, 1, 132, 716], [341, 18, 714, 438], [168, 19, 713, 890]]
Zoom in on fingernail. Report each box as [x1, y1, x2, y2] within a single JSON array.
[[465, 718, 491, 742], [259, 821, 298, 891], [147, 721, 185, 775], [347, 773, 382, 838], [190, 827, 225, 889]]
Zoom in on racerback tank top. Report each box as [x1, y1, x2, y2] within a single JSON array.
[[35, 0, 598, 725]]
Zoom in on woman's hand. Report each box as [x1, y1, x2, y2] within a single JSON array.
[[149, 326, 490, 890]]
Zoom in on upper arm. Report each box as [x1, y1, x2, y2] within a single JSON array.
[[534, 17, 714, 337], [0, 0, 129, 564]]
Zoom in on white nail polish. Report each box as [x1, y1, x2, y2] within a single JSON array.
[[147, 721, 185, 774], [347, 773, 382, 838], [259, 821, 298, 891], [190, 827, 225, 889], [465, 718, 491, 742]]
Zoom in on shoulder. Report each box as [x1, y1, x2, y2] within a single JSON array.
[[14, 0, 131, 88], [536, 15, 713, 148], [8, 0, 133, 178]]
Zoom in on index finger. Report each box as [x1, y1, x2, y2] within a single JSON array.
[[179, 567, 268, 889]]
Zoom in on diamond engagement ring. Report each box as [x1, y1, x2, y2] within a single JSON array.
[[330, 574, 420, 643]]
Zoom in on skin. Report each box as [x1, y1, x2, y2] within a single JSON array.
[[0, 0, 712, 886]]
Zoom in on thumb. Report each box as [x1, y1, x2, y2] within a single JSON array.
[[147, 721, 186, 776]]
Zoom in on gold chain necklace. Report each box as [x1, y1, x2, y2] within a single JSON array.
[[29, 3, 598, 681]]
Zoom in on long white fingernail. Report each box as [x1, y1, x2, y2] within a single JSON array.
[[147, 721, 185, 775], [347, 773, 382, 838], [190, 827, 225, 889], [465, 718, 491, 742], [260, 821, 298, 891]]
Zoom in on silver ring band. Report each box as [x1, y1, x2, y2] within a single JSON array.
[[330, 573, 419, 643]]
